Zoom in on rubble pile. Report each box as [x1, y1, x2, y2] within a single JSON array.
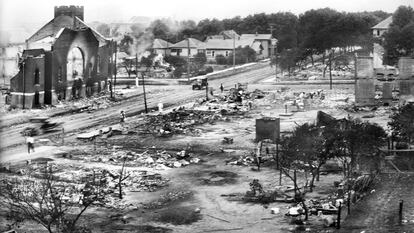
[[226, 154, 255, 166], [142, 109, 227, 136], [106, 170, 170, 192], [142, 190, 194, 209], [286, 62, 354, 81], [78, 149, 201, 170], [62, 93, 121, 112]]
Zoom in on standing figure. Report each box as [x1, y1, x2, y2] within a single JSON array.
[[26, 136, 35, 154], [220, 83, 224, 93], [120, 110, 126, 123]]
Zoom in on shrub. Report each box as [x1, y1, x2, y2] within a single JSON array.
[[205, 66, 214, 73], [215, 55, 227, 65]]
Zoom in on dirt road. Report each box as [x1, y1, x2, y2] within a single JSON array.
[[0, 65, 274, 157]]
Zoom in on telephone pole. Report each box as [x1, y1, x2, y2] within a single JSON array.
[[233, 34, 236, 71], [135, 53, 139, 87], [186, 36, 191, 81], [22, 60, 26, 109], [141, 72, 148, 113], [269, 24, 278, 80]]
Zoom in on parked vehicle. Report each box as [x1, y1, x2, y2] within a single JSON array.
[[192, 78, 208, 90]]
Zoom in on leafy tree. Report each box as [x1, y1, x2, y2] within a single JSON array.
[[267, 12, 299, 51], [197, 18, 224, 38], [331, 118, 387, 177], [227, 46, 256, 65], [388, 103, 414, 143], [164, 55, 187, 68], [278, 48, 300, 76], [279, 123, 337, 193], [383, 6, 414, 65], [215, 54, 227, 65], [193, 52, 207, 70], [0, 165, 109, 233], [164, 55, 187, 78], [222, 16, 244, 33], [121, 57, 135, 78]]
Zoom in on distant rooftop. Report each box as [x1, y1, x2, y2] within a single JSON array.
[[170, 38, 206, 49], [372, 16, 393, 29]]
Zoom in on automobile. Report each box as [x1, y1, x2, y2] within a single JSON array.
[[192, 78, 208, 90], [21, 117, 63, 136]]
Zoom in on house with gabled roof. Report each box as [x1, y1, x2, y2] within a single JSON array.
[[9, 5, 115, 109], [204, 32, 274, 60], [169, 38, 206, 57], [152, 38, 170, 55], [372, 16, 393, 37]]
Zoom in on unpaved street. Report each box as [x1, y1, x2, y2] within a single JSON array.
[[0, 64, 274, 156]]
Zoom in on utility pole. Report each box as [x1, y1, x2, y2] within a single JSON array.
[[269, 25, 278, 80], [233, 34, 236, 71], [141, 72, 148, 113], [109, 41, 114, 99], [113, 42, 118, 96], [165, 35, 169, 56], [187, 36, 191, 81], [135, 53, 139, 87], [22, 60, 26, 109]]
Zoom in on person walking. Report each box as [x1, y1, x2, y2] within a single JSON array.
[[120, 110, 126, 123], [220, 83, 224, 93], [26, 135, 35, 154]]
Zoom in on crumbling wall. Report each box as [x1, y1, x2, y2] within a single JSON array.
[[10, 56, 45, 108], [355, 56, 375, 106], [398, 57, 414, 101]]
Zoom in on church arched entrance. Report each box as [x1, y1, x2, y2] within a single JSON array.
[[67, 47, 84, 99]]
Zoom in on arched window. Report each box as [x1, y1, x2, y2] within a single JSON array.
[[97, 55, 101, 73], [34, 68, 40, 85], [67, 47, 84, 82]]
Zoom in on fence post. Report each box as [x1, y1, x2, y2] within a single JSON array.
[[61, 128, 65, 145], [337, 202, 341, 229]]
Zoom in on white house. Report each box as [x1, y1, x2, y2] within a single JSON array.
[[372, 16, 392, 38], [152, 38, 170, 55], [169, 38, 206, 57]]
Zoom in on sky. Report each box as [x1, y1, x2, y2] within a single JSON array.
[[1, 0, 413, 30]]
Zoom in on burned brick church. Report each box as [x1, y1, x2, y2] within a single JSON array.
[[10, 6, 115, 108]]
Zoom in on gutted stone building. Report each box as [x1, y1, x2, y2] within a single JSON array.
[[355, 56, 414, 106], [10, 5, 115, 108]]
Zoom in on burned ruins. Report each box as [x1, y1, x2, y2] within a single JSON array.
[[0, 2, 414, 233]]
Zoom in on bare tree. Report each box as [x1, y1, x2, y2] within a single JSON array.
[[108, 157, 131, 199], [0, 164, 109, 233]]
